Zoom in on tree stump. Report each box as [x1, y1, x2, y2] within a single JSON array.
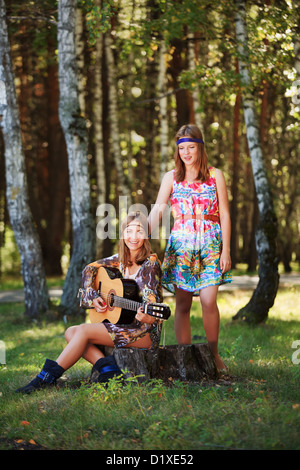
[[99, 343, 218, 384]]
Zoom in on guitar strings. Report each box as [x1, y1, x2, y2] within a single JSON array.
[[93, 282, 169, 319], [96, 288, 141, 311]]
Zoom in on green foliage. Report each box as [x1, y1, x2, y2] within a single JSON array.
[[144, 0, 215, 43], [80, 0, 117, 42]]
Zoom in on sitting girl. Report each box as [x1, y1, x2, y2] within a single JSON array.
[[16, 212, 163, 393]]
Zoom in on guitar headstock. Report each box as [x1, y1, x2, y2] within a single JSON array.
[[144, 303, 171, 320]]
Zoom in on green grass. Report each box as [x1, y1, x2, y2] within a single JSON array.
[[0, 275, 65, 291], [0, 286, 300, 450]]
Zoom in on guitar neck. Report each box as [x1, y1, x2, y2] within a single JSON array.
[[113, 295, 141, 312]]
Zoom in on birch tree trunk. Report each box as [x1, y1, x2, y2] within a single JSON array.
[[157, 40, 169, 179], [94, 23, 106, 258], [75, 6, 86, 116], [230, 59, 241, 268], [233, 0, 279, 323], [187, 32, 204, 136], [58, 0, 95, 315], [294, 4, 300, 79], [104, 31, 131, 205], [0, 0, 49, 318]]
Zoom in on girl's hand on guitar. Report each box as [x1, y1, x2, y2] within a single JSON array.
[[135, 306, 156, 325], [92, 297, 107, 313]]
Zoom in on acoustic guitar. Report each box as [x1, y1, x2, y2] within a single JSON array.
[[88, 266, 171, 325]]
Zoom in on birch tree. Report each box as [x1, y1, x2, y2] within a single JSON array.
[[75, 6, 86, 116], [294, 4, 300, 83], [94, 21, 106, 257], [233, 0, 279, 323], [157, 40, 169, 179], [58, 0, 95, 315], [0, 0, 49, 318], [187, 31, 204, 136], [104, 30, 132, 205]]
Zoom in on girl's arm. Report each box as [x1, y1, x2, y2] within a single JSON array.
[[215, 169, 231, 274], [135, 255, 163, 324], [80, 254, 120, 307]]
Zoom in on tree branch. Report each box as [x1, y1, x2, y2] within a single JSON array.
[[135, 87, 185, 105], [8, 15, 57, 26]]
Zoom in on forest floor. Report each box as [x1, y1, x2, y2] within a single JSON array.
[[0, 278, 300, 451]]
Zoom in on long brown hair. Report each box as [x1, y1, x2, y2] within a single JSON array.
[[174, 124, 209, 182], [118, 212, 151, 267]]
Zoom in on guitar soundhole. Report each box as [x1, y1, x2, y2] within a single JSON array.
[[107, 290, 115, 310]]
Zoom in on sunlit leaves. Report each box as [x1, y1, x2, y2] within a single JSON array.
[[79, 0, 117, 42]]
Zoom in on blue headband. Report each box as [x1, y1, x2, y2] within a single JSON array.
[[176, 137, 204, 145]]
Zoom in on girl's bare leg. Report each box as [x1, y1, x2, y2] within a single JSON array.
[[56, 323, 115, 370], [199, 285, 226, 370], [125, 333, 152, 349], [59, 323, 153, 371], [174, 287, 193, 344], [63, 324, 108, 365]]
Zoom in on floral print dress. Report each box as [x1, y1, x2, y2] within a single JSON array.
[[162, 167, 232, 294], [80, 253, 163, 349]]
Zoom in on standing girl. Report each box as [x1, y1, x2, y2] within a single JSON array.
[[148, 124, 232, 372]]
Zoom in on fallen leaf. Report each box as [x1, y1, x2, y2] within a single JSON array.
[[29, 439, 37, 445]]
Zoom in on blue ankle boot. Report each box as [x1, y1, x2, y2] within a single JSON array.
[[16, 359, 65, 394], [90, 356, 122, 384]]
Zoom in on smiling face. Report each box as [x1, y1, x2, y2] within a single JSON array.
[[123, 220, 146, 254], [119, 212, 151, 266], [177, 136, 199, 169]]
